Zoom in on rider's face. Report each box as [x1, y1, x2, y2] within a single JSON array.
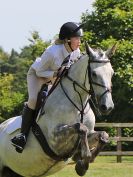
[[70, 37, 81, 50]]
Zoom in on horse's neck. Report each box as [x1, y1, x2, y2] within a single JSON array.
[[69, 55, 90, 91], [60, 55, 90, 105]]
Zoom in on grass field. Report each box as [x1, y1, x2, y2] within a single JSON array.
[[50, 156, 133, 177]]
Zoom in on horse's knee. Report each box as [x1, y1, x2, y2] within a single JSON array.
[[88, 131, 109, 149], [89, 131, 109, 163], [87, 132, 100, 149]]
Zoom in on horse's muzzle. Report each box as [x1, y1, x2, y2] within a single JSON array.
[[100, 104, 114, 115]]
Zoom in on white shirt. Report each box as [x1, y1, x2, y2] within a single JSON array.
[[31, 44, 80, 78]]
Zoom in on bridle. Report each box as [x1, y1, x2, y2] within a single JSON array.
[[60, 55, 112, 122], [88, 58, 112, 116]]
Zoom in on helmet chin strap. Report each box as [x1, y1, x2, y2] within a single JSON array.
[[64, 39, 73, 52]]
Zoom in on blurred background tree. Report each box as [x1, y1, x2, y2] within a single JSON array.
[[81, 0, 133, 123], [0, 32, 50, 122]]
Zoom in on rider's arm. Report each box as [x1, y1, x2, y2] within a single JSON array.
[[32, 50, 56, 78]]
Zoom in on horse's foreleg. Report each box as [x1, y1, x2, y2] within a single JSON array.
[[56, 123, 91, 159], [89, 131, 109, 163], [75, 125, 91, 176], [55, 123, 91, 176], [73, 131, 109, 163], [71, 123, 91, 176]]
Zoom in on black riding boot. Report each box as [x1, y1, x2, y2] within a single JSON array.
[[11, 105, 35, 153]]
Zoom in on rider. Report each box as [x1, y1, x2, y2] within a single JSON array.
[[11, 22, 84, 153]]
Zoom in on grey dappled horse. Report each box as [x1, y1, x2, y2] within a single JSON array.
[[0, 44, 116, 177]]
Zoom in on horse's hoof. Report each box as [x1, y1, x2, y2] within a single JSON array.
[[75, 160, 88, 176]]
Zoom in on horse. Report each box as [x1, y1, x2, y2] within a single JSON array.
[[0, 43, 116, 177]]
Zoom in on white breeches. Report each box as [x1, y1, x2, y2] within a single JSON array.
[[27, 67, 51, 109]]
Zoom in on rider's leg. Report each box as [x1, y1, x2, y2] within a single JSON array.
[[11, 68, 50, 153], [11, 105, 35, 152]]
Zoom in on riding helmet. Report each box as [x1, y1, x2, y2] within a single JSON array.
[[59, 22, 83, 40]]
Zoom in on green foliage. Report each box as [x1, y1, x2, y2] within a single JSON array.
[[81, 0, 133, 122], [20, 31, 50, 60], [0, 31, 50, 122], [82, 0, 133, 42], [0, 74, 25, 122], [123, 128, 133, 137], [0, 47, 10, 73]]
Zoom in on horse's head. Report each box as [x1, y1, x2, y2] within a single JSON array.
[[85, 43, 116, 115]]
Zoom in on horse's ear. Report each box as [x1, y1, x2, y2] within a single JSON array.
[[106, 43, 117, 58], [85, 41, 95, 57]]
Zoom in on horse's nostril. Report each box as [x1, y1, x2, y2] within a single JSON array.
[[101, 105, 107, 111], [101, 105, 113, 112], [108, 107, 113, 112]]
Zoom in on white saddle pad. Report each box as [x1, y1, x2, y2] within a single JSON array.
[[6, 116, 22, 134]]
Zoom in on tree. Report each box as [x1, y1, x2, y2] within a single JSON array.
[[0, 47, 10, 73], [20, 31, 50, 60], [81, 0, 133, 42], [81, 0, 133, 122], [0, 32, 50, 121], [0, 74, 25, 122]]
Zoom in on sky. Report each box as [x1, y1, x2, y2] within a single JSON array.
[[0, 0, 95, 53]]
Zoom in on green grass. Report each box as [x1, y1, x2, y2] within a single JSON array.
[[50, 156, 133, 177]]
